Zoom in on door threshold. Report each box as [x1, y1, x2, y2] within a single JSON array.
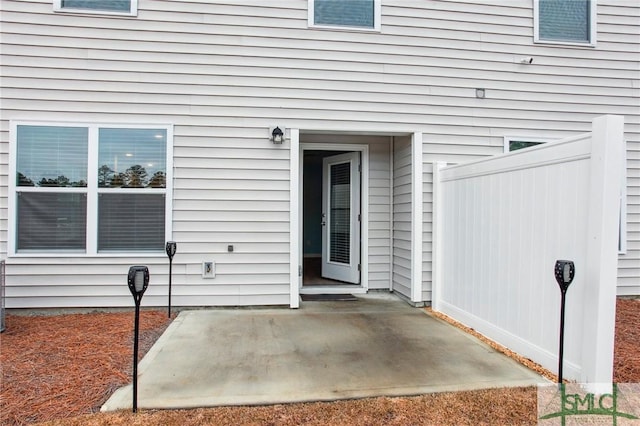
[[300, 287, 367, 295]]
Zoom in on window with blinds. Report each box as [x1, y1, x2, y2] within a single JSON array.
[[16, 126, 88, 251], [13, 123, 170, 254], [54, 0, 137, 15], [329, 162, 351, 264], [535, 0, 595, 45], [310, 0, 380, 30]]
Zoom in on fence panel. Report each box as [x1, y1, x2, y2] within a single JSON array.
[[433, 116, 624, 385]]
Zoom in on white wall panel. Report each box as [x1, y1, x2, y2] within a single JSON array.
[[392, 136, 412, 299]]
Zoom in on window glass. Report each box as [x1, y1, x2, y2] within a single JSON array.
[[13, 123, 170, 254], [98, 194, 166, 251], [314, 0, 374, 28], [98, 128, 167, 188], [16, 125, 88, 187], [509, 141, 544, 151], [61, 0, 131, 12], [17, 193, 87, 251], [538, 0, 591, 43]]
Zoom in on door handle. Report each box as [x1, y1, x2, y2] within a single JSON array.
[[321, 222, 326, 226]]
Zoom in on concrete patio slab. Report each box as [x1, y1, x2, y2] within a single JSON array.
[[102, 292, 545, 411]]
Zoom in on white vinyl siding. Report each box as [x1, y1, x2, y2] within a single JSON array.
[[392, 136, 412, 300], [0, 0, 638, 306]]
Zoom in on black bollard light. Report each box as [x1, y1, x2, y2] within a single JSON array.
[[127, 265, 149, 413], [554, 260, 575, 386], [165, 241, 177, 318]]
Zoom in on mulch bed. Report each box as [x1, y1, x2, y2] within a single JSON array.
[[1, 310, 173, 425], [614, 298, 640, 383], [1, 299, 638, 426]]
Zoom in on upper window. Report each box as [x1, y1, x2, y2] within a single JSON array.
[[309, 0, 381, 31], [503, 136, 555, 153], [53, 0, 138, 16], [11, 122, 172, 255], [534, 0, 596, 46]]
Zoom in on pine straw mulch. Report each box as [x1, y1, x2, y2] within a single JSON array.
[[1, 310, 173, 425], [1, 298, 638, 426]]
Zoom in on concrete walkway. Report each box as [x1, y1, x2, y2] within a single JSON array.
[[102, 293, 544, 411]]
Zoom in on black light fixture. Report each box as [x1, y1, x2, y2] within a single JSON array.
[[165, 241, 177, 318], [127, 265, 149, 413], [271, 126, 284, 144], [554, 259, 575, 386]]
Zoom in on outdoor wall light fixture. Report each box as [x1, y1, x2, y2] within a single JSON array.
[[554, 259, 575, 385], [271, 126, 284, 144], [475, 88, 485, 99], [166, 241, 177, 318], [127, 265, 149, 413]]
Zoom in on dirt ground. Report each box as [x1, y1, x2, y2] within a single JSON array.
[[1, 298, 638, 426]]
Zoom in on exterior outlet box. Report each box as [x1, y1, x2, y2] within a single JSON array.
[[202, 261, 215, 278]]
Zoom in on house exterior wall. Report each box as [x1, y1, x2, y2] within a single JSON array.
[[392, 135, 412, 299], [0, 0, 638, 307]]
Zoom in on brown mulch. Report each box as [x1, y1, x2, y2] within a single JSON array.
[[614, 298, 640, 383], [0, 299, 638, 426], [1, 310, 173, 425]]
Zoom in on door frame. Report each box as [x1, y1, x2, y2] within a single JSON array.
[[297, 142, 369, 296]]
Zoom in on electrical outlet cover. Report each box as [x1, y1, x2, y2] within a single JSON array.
[[202, 261, 215, 278]]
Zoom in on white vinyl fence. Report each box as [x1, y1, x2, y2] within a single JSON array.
[[433, 116, 624, 386]]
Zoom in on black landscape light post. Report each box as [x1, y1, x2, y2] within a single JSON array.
[[127, 265, 149, 413], [554, 260, 575, 386], [165, 241, 177, 318]]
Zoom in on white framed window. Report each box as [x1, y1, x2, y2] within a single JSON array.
[[309, 0, 381, 31], [534, 0, 596, 46], [53, 0, 138, 16], [9, 122, 173, 256]]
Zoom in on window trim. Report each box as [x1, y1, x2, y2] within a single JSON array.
[[9, 121, 173, 257], [308, 0, 381, 32], [53, 0, 138, 17], [533, 0, 597, 47]]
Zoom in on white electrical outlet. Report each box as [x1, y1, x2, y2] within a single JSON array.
[[202, 261, 215, 278]]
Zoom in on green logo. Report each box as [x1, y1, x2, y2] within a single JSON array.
[[538, 383, 640, 425]]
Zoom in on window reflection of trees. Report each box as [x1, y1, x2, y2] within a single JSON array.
[[17, 172, 86, 187], [17, 165, 165, 188]]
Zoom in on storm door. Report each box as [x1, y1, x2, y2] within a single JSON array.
[[321, 152, 361, 284]]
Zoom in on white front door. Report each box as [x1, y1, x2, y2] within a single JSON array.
[[321, 152, 361, 284]]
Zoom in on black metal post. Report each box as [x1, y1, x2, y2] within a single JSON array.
[[127, 265, 149, 414], [167, 258, 173, 318], [132, 298, 141, 413], [558, 287, 567, 384], [165, 242, 176, 318], [554, 260, 575, 387]]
